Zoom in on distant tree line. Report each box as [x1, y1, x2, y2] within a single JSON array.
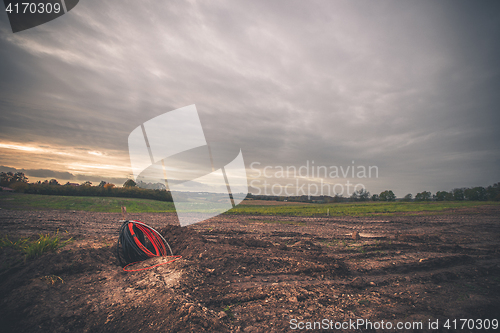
[[248, 182, 500, 203], [2, 171, 498, 203], [408, 185, 500, 202], [0, 172, 172, 202]]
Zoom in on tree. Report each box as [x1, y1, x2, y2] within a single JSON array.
[[452, 188, 464, 201], [349, 188, 370, 202], [0, 172, 13, 186], [332, 194, 344, 203], [81, 181, 92, 187], [379, 190, 396, 202], [0, 171, 28, 186], [464, 187, 487, 201], [371, 194, 379, 201], [103, 183, 115, 190], [123, 179, 137, 188], [48, 179, 60, 186], [415, 191, 432, 201], [486, 183, 500, 201], [357, 188, 370, 201], [13, 172, 28, 183], [435, 191, 452, 201], [98, 181, 107, 187], [402, 193, 413, 202]]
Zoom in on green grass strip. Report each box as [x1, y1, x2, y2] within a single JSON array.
[[227, 201, 499, 217], [0, 194, 176, 213]]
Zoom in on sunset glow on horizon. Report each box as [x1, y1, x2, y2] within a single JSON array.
[[0, 140, 132, 185]]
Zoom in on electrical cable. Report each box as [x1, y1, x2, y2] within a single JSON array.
[[116, 220, 181, 272]]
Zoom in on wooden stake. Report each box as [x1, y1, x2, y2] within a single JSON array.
[[121, 206, 127, 220]]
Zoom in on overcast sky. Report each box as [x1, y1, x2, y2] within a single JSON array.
[[0, 0, 499, 197]]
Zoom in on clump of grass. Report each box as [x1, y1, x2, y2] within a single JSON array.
[[222, 302, 240, 318], [0, 231, 72, 260], [23, 231, 72, 260], [221, 305, 234, 319]]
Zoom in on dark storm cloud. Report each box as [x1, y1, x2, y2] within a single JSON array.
[[24, 168, 75, 179], [0, 0, 499, 196]]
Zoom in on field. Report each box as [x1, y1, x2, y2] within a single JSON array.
[[1, 193, 497, 216], [1, 193, 499, 332], [0, 193, 176, 213], [231, 200, 498, 217]]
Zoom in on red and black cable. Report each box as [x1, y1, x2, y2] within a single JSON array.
[[116, 220, 181, 272]]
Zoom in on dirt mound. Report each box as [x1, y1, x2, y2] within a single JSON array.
[[0, 235, 226, 333], [158, 225, 207, 259]]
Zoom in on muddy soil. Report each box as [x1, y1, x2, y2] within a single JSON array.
[[0, 204, 499, 332]]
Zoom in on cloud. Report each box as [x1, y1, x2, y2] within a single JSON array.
[[0, 0, 499, 196], [23, 169, 75, 179], [0, 165, 127, 185]]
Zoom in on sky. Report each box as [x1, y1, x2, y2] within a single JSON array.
[[0, 0, 499, 197]]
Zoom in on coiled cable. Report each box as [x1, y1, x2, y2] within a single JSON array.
[[116, 220, 181, 272]]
